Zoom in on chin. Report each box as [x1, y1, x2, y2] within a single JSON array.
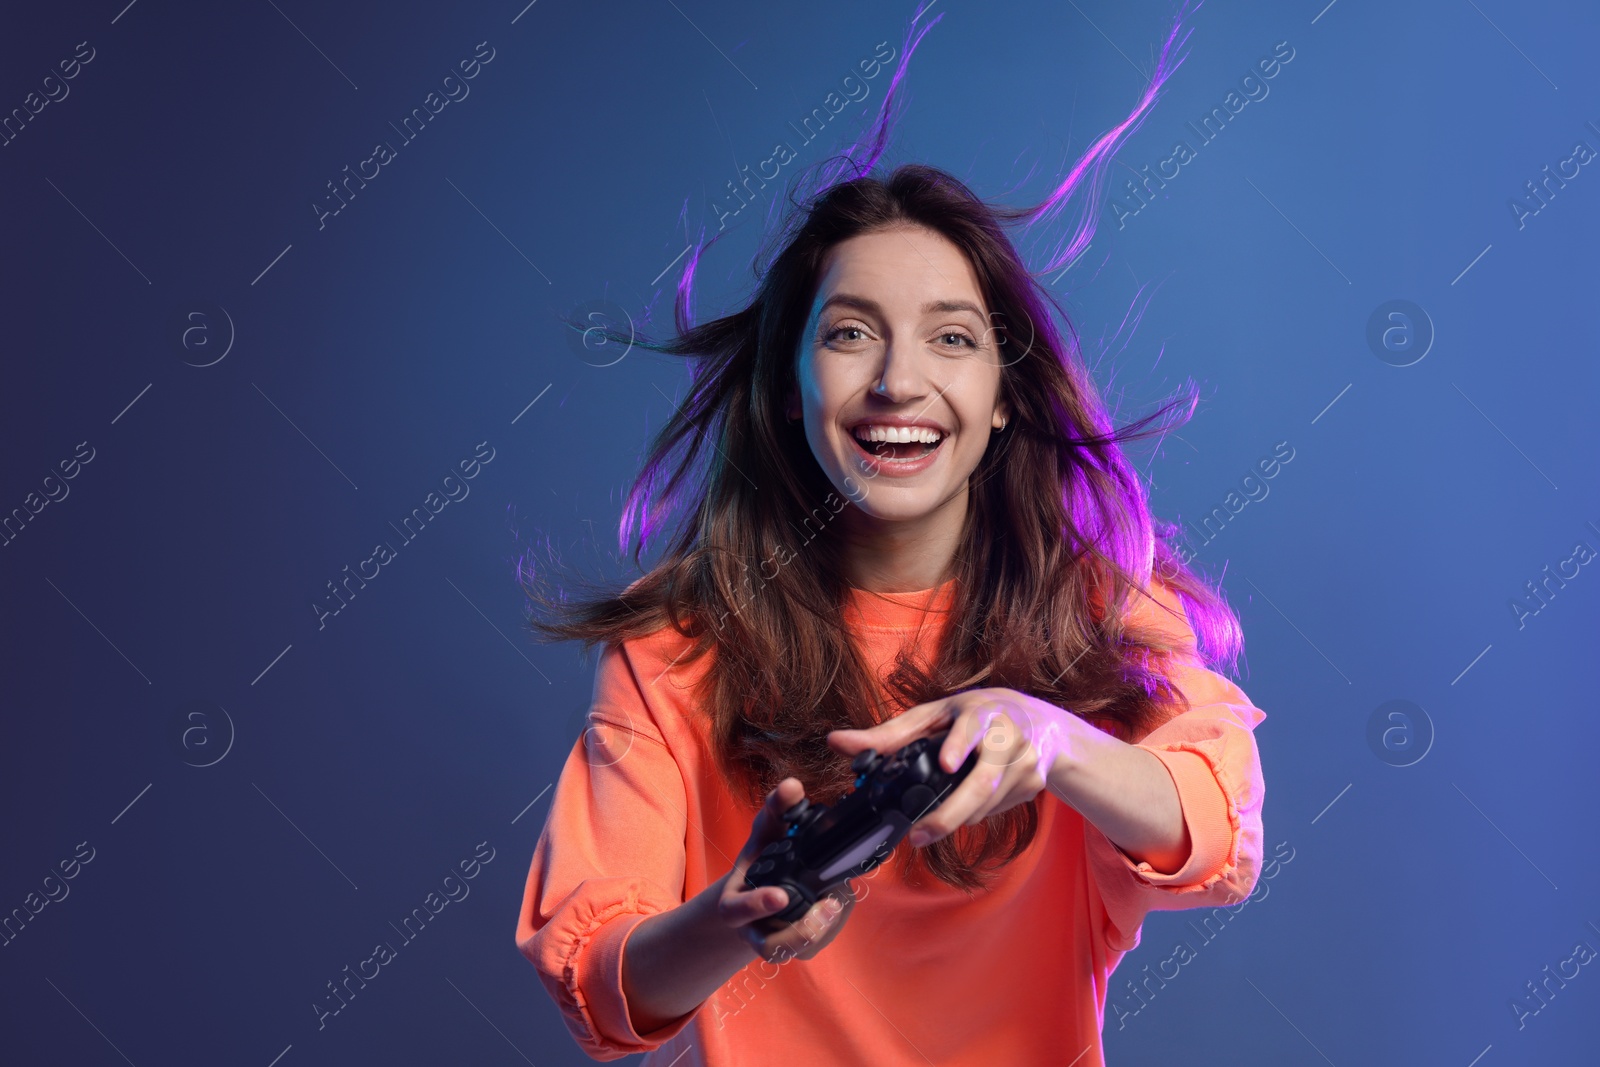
[[839, 481, 954, 520]]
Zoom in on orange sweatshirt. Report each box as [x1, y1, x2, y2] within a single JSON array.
[[515, 576, 1267, 1065]]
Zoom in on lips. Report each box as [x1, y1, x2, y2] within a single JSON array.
[[846, 428, 946, 475]]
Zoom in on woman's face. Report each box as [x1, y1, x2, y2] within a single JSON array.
[[789, 223, 1009, 527]]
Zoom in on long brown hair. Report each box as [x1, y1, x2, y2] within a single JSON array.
[[521, 2, 1240, 894]]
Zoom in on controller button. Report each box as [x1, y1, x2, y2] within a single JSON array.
[[771, 839, 794, 854], [901, 784, 936, 817], [782, 798, 811, 823], [750, 859, 775, 876]]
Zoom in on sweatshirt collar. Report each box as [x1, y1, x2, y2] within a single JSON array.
[[841, 576, 959, 631]]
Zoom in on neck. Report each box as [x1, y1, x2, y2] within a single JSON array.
[[834, 487, 967, 593]]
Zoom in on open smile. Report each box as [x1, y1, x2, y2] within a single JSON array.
[[847, 428, 947, 476]]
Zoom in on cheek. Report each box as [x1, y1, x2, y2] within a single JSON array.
[[802, 351, 858, 409], [806, 423, 838, 471], [798, 358, 854, 451], [795, 398, 848, 482], [954, 372, 1002, 458]]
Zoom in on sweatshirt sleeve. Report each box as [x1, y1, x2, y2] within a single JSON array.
[[1082, 579, 1268, 954], [515, 641, 698, 1060]]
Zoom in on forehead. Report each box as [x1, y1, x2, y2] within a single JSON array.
[[812, 225, 986, 312]]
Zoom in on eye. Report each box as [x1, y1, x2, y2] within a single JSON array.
[[935, 330, 978, 349], [823, 324, 871, 345]]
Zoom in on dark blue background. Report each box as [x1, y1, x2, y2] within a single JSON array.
[[2, 0, 1596, 1063]]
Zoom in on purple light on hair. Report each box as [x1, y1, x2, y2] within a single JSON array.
[[812, 0, 945, 193], [1023, 0, 1201, 276], [624, 0, 1214, 594]]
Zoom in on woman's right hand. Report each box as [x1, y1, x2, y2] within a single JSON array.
[[716, 777, 857, 965]]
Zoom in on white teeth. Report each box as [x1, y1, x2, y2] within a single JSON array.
[[851, 425, 943, 444]]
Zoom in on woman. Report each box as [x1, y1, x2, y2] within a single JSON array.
[[516, 4, 1265, 1063]]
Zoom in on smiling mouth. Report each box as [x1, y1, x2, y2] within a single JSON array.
[[849, 433, 946, 462]]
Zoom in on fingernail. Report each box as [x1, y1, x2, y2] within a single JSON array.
[[908, 829, 929, 847]]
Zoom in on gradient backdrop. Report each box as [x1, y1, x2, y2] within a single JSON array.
[[2, 0, 1597, 1063]]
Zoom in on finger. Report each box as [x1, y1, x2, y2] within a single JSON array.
[[938, 697, 1002, 773], [828, 698, 953, 752], [827, 698, 956, 755], [907, 760, 1009, 847], [949, 696, 1042, 774], [739, 777, 805, 866], [816, 882, 857, 915], [749, 928, 799, 962], [794, 893, 845, 939], [828, 886, 858, 922], [719, 880, 792, 927], [789, 888, 855, 952]]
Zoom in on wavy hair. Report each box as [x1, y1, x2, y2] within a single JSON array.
[[521, 0, 1241, 893]]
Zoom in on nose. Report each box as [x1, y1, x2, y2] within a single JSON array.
[[871, 334, 930, 403]]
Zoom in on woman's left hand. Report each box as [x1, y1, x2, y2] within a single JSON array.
[[826, 687, 1093, 848]]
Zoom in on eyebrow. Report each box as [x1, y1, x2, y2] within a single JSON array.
[[817, 293, 987, 319]]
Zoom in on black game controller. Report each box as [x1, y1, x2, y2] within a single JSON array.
[[743, 729, 980, 924]]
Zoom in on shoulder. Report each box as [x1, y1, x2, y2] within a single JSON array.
[[1123, 578, 1200, 659], [1079, 557, 1200, 661], [588, 622, 711, 748]]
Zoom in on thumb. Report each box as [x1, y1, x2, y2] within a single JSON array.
[[741, 777, 803, 862]]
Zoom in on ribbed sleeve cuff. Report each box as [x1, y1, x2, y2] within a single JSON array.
[[1121, 746, 1234, 888], [579, 911, 699, 1049]]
